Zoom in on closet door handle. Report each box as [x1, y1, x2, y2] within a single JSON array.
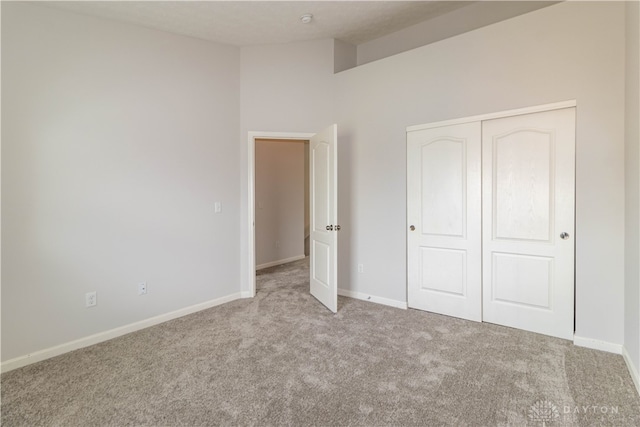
[[560, 232, 570, 240], [326, 225, 334, 231], [410, 225, 415, 231]]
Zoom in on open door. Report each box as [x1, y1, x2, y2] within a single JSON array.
[[309, 124, 338, 313]]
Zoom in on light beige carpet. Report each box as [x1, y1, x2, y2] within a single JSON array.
[[2, 257, 639, 426]]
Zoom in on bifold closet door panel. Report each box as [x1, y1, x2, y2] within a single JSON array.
[[407, 122, 482, 322], [481, 107, 576, 340]]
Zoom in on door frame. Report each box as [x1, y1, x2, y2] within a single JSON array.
[[247, 131, 315, 297], [406, 100, 576, 132]]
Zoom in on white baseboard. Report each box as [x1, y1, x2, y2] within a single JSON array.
[[623, 346, 640, 396], [256, 255, 306, 270], [573, 335, 623, 354], [338, 288, 408, 310], [240, 291, 254, 298], [1, 292, 243, 373]]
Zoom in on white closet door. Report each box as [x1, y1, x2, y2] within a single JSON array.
[[407, 122, 482, 321], [482, 108, 575, 339]]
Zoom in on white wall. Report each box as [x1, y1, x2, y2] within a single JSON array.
[[255, 139, 305, 267], [1, 3, 241, 362], [356, 1, 557, 66], [239, 39, 335, 292], [334, 2, 626, 345], [1, 0, 632, 367], [625, 0, 640, 387]]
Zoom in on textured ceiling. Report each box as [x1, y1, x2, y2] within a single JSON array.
[[40, 1, 475, 46]]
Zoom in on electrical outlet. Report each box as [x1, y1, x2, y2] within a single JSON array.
[[214, 202, 222, 213], [138, 282, 147, 295], [85, 291, 97, 308], [358, 264, 364, 273]]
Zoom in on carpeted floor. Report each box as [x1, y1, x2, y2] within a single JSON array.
[[2, 257, 640, 426]]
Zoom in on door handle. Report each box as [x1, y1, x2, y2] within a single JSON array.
[[410, 225, 415, 231], [326, 225, 334, 231], [560, 232, 570, 240]]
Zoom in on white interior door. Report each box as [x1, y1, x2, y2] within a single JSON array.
[[407, 122, 482, 321], [310, 124, 338, 313], [482, 107, 575, 339]]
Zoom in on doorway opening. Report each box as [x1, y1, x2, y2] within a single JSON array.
[[254, 138, 310, 291], [247, 132, 314, 298], [248, 126, 338, 312]]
